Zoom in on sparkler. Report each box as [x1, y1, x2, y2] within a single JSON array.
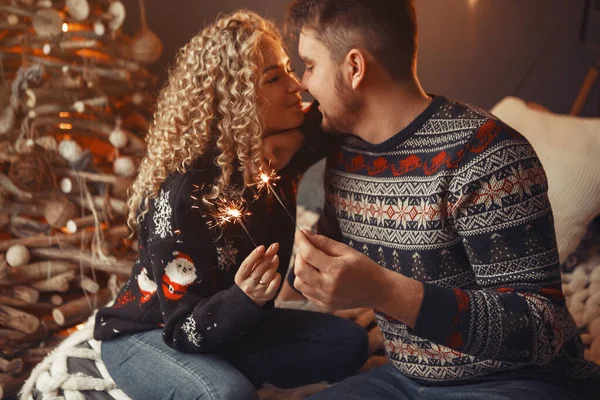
[[207, 197, 257, 247], [252, 166, 300, 231]]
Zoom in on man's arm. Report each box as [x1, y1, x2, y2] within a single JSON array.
[[410, 122, 576, 365]]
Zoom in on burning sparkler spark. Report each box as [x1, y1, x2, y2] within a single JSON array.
[[204, 197, 257, 247], [252, 166, 300, 231]]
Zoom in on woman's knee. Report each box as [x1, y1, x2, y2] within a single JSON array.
[[101, 334, 258, 400]]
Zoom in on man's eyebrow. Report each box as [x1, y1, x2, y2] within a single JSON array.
[[300, 56, 315, 64]]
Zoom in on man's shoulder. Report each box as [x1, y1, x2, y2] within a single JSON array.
[[425, 98, 528, 154]]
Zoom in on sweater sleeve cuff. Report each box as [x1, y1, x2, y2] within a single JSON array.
[[225, 284, 264, 316], [412, 283, 458, 344]]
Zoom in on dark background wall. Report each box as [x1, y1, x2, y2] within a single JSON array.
[[126, 0, 599, 116]]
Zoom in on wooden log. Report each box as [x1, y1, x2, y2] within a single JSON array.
[[0, 213, 9, 230], [32, 116, 145, 154], [0, 285, 39, 303], [0, 172, 33, 201], [0, 51, 132, 81], [52, 288, 111, 325], [0, 260, 79, 286], [0, 305, 40, 334], [50, 294, 63, 305], [0, 370, 29, 399], [9, 215, 51, 235], [0, 329, 25, 342], [29, 270, 76, 292], [70, 195, 128, 216], [0, 356, 23, 376], [0, 255, 7, 280], [30, 246, 132, 276], [0, 298, 54, 316], [1, 202, 47, 217], [66, 215, 97, 233], [0, 224, 128, 251], [76, 275, 100, 294]]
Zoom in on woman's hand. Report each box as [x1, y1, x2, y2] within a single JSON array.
[[262, 128, 305, 171], [235, 243, 282, 307]]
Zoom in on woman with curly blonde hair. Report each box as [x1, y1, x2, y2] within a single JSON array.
[[95, 9, 368, 399]]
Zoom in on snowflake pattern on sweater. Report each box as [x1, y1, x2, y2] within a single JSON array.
[[94, 143, 317, 354], [152, 189, 173, 239]]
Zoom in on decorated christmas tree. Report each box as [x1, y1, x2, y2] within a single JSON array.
[[0, 0, 162, 396]]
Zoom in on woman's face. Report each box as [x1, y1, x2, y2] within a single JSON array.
[[257, 35, 304, 137]]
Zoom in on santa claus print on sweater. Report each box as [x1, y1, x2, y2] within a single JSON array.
[[137, 268, 157, 304], [162, 251, 198, 301]]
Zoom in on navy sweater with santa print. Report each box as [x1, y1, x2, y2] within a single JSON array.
[[94, 129, 326, 352]]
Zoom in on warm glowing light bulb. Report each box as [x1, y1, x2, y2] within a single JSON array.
[[62, 23, 69, 32]]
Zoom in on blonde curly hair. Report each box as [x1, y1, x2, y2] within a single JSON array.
[[127, 10, 283, 233]]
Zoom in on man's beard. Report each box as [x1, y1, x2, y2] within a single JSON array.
[[321, 71, 362, 134]]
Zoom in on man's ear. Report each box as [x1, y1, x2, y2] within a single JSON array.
[[345, 49, 367, 90]]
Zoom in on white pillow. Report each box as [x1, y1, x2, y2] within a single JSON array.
[[491, 97, 600, 262]]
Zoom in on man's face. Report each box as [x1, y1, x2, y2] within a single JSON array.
[[298, 29, 361, 134]]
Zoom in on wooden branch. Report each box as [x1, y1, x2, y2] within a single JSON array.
[[65, 215, 97, 233], [0, 213, 9, 231], [76, 275, 99, 293], [9, 215, 51, 235], [29, 270, 76, 292], [50, 294, 63, 305], [29, 246, 132, 275], [0, 285, 39, 304], [0, 329, 25, 342], [28, 96, 108, 118], [70, 194, 128, 216], [1, 202, 47, 217], [32, 116, 145, 153], [0, 356, 23, 376], [0, 370, 30, 399], [59, 168, 132, 199], [0, 225, 128, 251], [25, 86, 96, 108], [0, 51, 132, 82], [0, 172, 33, 201], [52, 287, 111, 325], [0, 260, 79, 287], [0, 255, 7, 280], [0, 305, 40, 334]]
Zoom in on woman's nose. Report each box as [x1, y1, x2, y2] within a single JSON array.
[[289, 75, 301, 93]]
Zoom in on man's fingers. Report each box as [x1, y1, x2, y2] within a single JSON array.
[[302, 229, 346, 257], [294, 230, 341, 272], [294, 252, 322, 287], [236, 245, 265, 280]]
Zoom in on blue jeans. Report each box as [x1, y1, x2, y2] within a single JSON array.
[[308, 364, 583, 400], [101, 308, 368, 400]]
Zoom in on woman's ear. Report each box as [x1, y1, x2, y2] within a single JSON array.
[[345, 49, 367, 90]]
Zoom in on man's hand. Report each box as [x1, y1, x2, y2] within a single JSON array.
[[293, 230, 386, 311], [262, 128, 304, 171], [293, 230, 424, 327]]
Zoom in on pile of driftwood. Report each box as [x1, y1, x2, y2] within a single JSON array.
[[0, 0, 161, 396]]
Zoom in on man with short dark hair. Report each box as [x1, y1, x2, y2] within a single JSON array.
[[285, 1, 600, 398]]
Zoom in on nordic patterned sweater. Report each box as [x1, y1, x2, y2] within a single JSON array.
[[93, 132, 321, 352], [316, 96, 600, 395]]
